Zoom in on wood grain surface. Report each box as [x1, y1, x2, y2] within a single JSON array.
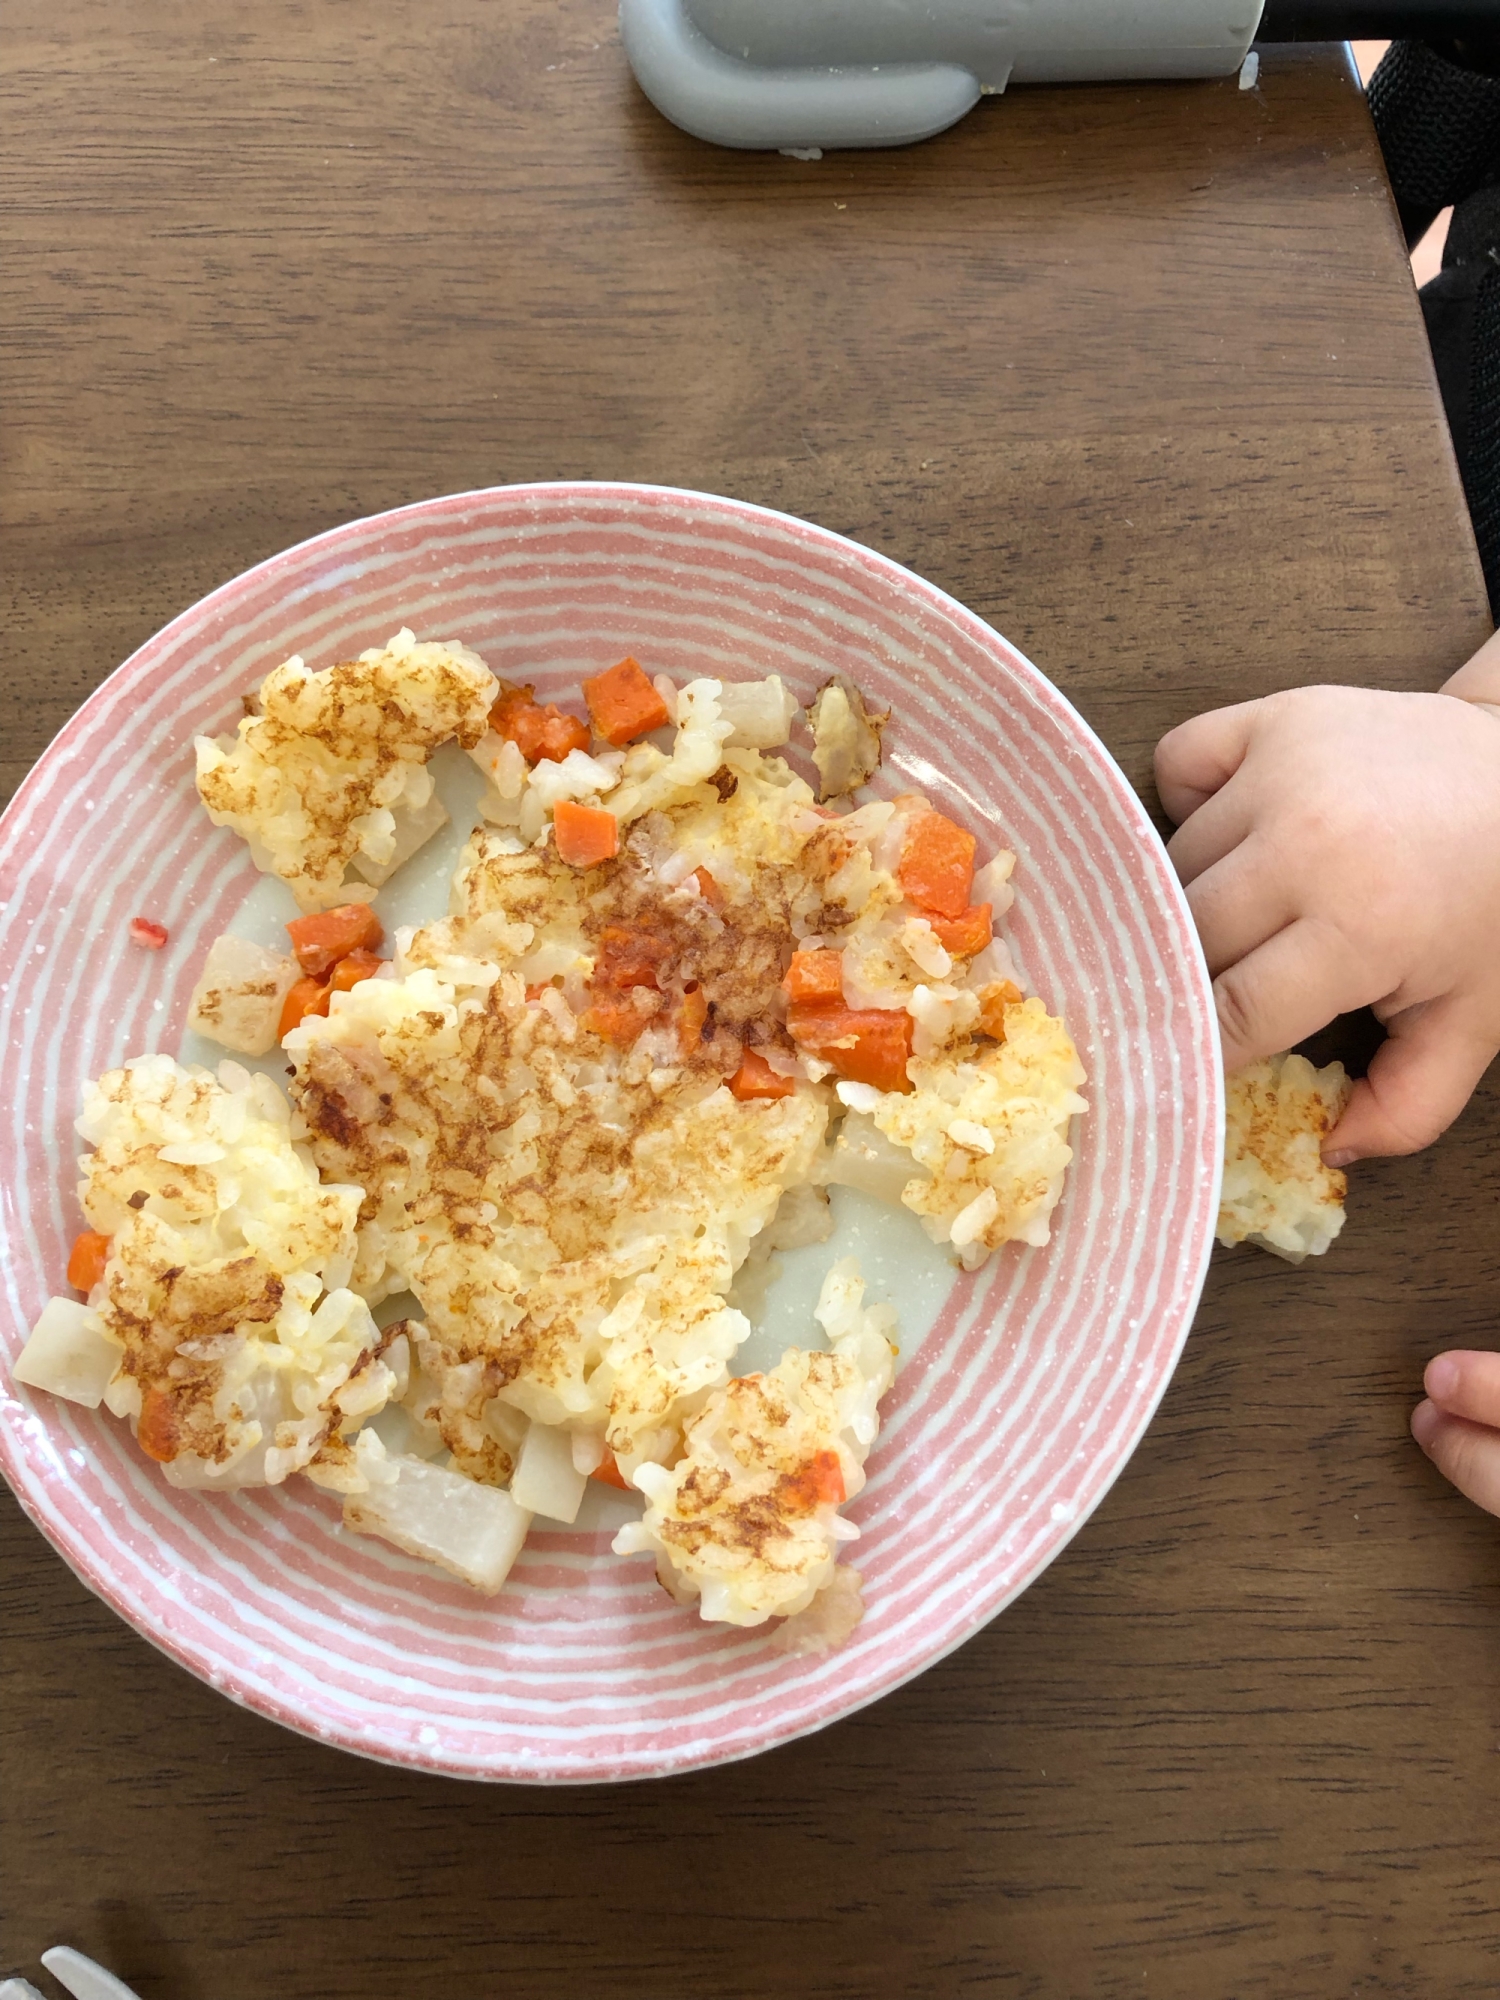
[[4, 8, 1498, 1997]]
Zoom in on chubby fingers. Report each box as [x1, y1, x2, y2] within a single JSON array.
[[1154, 699, 1264, 826], [1411, 1394, 1500, 1519], [1211, 915, 1368, 1071], [1423, 1349, 1500, 1425], [1325, 999, 1499, 1163]]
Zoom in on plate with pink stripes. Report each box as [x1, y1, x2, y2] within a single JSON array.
[[0, 484, 1221, 1783]]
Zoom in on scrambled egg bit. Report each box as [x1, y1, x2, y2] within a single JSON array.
[[195, 628, 496, 911], [20, 645, 1092, 1641], [1218, 1052, 1352, 1263]]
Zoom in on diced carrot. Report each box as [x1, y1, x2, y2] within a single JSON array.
[[490, 684, 591, 765], [978, 979, 1024, 1042], [128, 916, 168, 950], [782, 948, 845, 1005], [692, 866, 724, 909], [554, 799, 619, 867], [898, 811, 977, 919], [582, 988, 661, 1049], [787, 1002, 915, 1093], [286, 904, 384, 976], [279, 973, 332, 1039], [66, 1229, 111, 1293], [594, 925, 672, 990], [326, 948, 385, 995], [136, 1386, 178, 1464], [582, 656, 671, 747], [729, 1049, 797, 1101], [778, 1448, 846, 1513], [927, 903, 993, 957], [592, 1448, 632, 1490], [676, 981, 708, 1058]]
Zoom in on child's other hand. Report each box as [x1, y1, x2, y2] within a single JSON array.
[[1154, 639, 1500, 1162], [1412, 1352, 1500, 1518]]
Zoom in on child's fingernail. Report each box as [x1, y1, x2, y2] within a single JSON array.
[[1323, 1147, 1358, 1169], [1425, 1356, 1460, 1402], [1410, 1399, 1441, 1448]]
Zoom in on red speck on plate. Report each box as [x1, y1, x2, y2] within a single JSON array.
[[128, 917, 168, 950]]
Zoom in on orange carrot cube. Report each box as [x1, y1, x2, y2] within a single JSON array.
[[676, 982, 709, 1057], [491, 684, 591, 764], [927, 903, 993, 957], [782, 949, 845, 1005], [977, 979, 1024, 1041], [729, 1050, 797, 1101], [786, 1002, 915, 1093], [66, 1229, 111, 1293], [898, 811, 976, 919], [582, 656, 670, 746], [286, 904, 384, 976], [279, 973, 332, 1039], [554, 799, 619, 867]]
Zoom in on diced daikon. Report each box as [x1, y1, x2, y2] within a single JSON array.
[[13, 1296, 122, 1408]]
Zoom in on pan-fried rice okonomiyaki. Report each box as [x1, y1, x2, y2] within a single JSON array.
[[13, 629, 1089, 1653]]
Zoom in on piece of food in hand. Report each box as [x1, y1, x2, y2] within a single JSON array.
[[188, 933, 300, 1055], [1217, 1052, 1353, 1263], [806, 675, 887, 799], [11, 1052, 398, 1490], [194, 627, 495, 911], [614, 1259, 896, 1630]]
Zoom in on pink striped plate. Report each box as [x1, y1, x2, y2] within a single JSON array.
[[0, 484, 1221, 1783]]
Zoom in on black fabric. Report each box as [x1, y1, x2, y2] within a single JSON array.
[[1370, 40, 1500, 614], [1367, 37, 1500, 242]]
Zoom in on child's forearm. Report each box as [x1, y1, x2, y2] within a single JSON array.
[[1442, 626, 1500, 709]]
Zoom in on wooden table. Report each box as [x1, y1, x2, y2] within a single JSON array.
[[5, 9, 1498, 1997]]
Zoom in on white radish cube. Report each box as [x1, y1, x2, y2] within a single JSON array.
[[350, 789, 451, 887], [187, 934, 299, 1057], [512, 1421, 588, 1523], [826, 1111, 924, 1208], [570, 1429, 606, 1476], [344, 1456, 532, 1593], [717, 675, 798, 749], [13, 1296, 121, 1408]]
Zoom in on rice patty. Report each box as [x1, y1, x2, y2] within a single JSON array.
[[63, 1054, 393, 1488], [195, 627, 496, 912]]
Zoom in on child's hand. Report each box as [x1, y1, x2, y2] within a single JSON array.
[[1154, 636, 1500, 1162], [1412, 1352, 1500, 1518]]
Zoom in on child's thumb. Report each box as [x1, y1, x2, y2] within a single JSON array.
[[1324, 997, 1498, 1164]]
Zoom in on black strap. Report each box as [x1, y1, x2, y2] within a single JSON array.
[[1369, 41, 1500, 612]]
